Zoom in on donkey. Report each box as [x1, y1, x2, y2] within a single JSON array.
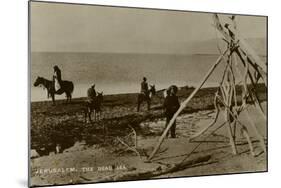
[[33, 76, 74, 105], [84, 92, 103, 123], [137, 85, 156, 112]]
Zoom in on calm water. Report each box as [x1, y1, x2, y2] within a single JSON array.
[[31, 52, 265, 102]]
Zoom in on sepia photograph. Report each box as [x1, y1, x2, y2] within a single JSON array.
[[29, 1, 267, 187]]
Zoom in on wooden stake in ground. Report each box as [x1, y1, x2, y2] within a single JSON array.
[[241, 126, 255, 156], [148, 48, 229, 161]]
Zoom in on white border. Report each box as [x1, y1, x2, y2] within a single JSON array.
[[1, 0, 280, 188]]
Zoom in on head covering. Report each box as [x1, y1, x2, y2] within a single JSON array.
[[168, 85, 178, 95], [53, 65, 59, 71]]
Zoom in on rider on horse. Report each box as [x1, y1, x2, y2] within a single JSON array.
[[53, 65, 62, 92], [137, 77, 156, 112], [141, 77, 149, 97], [87, 84, 96, 104]]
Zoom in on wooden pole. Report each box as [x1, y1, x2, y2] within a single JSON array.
[[224, 71, 238, 154], [233, 51, 266, 121], [245, 109, 267, 153], [213, 14, 267, 85], [147, 48, 229, 161], [189, 92, 220, 140], [227, 124, 237, 154], [227, 24, 267, 72], [225, 112, 237, 155], [222, 56, 237, 155], [241, 126, 255, 156], [232, 52, 266, 152]]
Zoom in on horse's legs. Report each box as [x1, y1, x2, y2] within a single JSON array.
[[147, 100, 151, 111], [88, 108, 92, 123], [99, 111, 102, 121], [137, 96, 141, 112], [84, 109, 87, 123], [65, 92, 69, 104], [98, 112, 100, 121], [51, 93, 55, 105], [66, 92, 72, 103]]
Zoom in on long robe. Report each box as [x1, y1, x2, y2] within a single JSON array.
[[53, 69, 62, 91]]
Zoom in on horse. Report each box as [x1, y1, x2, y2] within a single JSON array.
[[33, 76, 74, 105], [84, 92, 103, 123], [163, 88, 170, 98], [137, 85, 156, 112]]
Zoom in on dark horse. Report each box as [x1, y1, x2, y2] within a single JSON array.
[[33, 76, 74, 105], [137, 85, 156, 112], [84, 92, 103, 123]]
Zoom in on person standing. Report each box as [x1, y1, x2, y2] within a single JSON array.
[[163, 85, 180, 138]]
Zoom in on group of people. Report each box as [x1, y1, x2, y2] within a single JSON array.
[[140, 77, 180, 138], [51, 66, 180, 138]]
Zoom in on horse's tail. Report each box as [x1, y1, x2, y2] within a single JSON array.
[[70, 82, 74, 94]]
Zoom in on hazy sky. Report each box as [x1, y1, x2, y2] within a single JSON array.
[[30, 2, 267, 53]]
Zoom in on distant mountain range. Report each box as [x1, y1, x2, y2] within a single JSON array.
[[32, 37, 266, 56], [180, 37, 267, 56]]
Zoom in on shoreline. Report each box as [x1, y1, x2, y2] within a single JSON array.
[[31, 83, 266, 104]]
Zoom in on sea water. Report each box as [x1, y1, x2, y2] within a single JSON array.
[[30, 52, 265, 102]]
